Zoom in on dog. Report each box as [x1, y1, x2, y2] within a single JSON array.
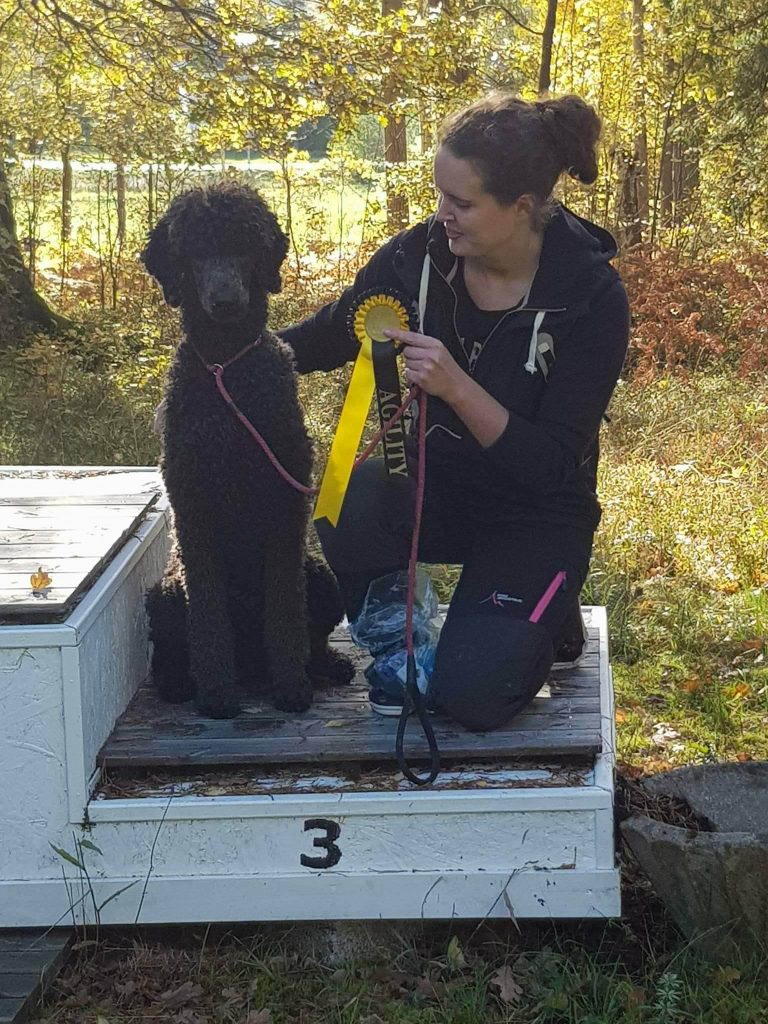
[[142, 181, 353, 719]]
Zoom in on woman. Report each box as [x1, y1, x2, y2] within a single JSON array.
[[280, 93, 630, 731]]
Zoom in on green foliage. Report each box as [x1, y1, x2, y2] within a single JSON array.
[[0, 313, 169, 465]]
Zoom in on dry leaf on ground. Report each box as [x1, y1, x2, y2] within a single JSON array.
[[414, 975, 446, 1000], [246, 1010, 273, 1024], [490, 965, 523, 1004], [159, 981, 204, 1008], [446, 935, 466, 970]]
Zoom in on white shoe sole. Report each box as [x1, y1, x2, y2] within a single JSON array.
[[369, 698, 435, 716], [369, 701, 404, 717]]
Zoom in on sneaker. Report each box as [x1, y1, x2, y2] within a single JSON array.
[[368, 679, 436, 717], [551, 604, 588, 671], [369, 682, 406, 716]]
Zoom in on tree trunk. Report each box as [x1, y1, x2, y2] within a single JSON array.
[[615, 147, 643, 249], [384, 115, 408, 232], [538, 0, 558, 95], [383, 0, 409, 233], [116, 163, 127, 243], [659, 133, 673, 228], [420, 105, 434, 157], [61, 144, 73, 280], [147, 163, 155, 232], [631, 0, 649, 240], [677, 101, 700, 211], [0, 152, 70, 349]]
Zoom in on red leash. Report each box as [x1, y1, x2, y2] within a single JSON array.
[[203, 343, 419, 496], [396, 385, 440, 786]]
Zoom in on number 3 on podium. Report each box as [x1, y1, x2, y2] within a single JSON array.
[[300, 818, 342, 869]]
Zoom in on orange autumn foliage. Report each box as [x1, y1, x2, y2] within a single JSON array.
[[619, 247, 768, 380]]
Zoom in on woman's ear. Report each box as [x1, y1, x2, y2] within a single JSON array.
[[513, 193, 537, 220], [140, 213, 183, 307]]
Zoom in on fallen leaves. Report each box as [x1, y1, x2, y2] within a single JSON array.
[[158, 981, 204, 1008], [651, 722, 680, 746], [245, 1010, 273, 1024], [445, 935, 466, 971], [489, 964, 523, 1004], [715, 966, 742, 985], [414, 975, 447, 1001], [681, 676, 702, 695]]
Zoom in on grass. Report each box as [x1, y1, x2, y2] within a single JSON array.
[[589, 375, 768, 767], [29, 921, 768, 1023]]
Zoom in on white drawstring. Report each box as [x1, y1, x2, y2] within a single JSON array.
[[418, 254, 430, 333], [525, 310, 546, 374]]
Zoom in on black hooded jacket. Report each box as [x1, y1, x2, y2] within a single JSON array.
[[280, 205, 630, 532]]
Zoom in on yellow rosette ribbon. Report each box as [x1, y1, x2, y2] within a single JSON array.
[[314, 290, 413, 526]]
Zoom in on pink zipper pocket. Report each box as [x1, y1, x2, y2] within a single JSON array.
[[529, 570, 567, 624]]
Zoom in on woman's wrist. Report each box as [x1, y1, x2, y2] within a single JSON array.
[[443, 372, 510, 448]]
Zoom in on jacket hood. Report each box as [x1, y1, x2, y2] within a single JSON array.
[[413, 204, 618, 310]]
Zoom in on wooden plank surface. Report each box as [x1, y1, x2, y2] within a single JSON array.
[[0, 470, 160, 500], [100, 628, 604, 768], [0, 470, 162, 620], [0, 930, 71, 1024]]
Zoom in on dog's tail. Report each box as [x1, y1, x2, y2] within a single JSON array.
[[146, 569, 193, 703], [305, 555, 346, 633]]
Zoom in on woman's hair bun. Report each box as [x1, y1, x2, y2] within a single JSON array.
[[536, 95, 601, 185]]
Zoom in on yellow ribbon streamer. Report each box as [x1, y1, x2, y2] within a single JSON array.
[[313, 294, 411, 527]]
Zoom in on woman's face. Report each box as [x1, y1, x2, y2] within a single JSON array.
[[433, 146, 532, 259]]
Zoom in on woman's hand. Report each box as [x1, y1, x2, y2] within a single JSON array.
[[383, 328, 510, 448], [382, 328, 465, 402]]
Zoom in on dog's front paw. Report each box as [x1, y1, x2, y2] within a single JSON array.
[[273, 678, 313, 713], [154, 671, 196, 704], [308, 647, 356, 688], [196, 695, 241, 719]]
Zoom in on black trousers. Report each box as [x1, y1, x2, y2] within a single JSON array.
[[316, 459, 594, 731]]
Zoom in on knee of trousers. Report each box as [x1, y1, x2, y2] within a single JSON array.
[[314, 458, 413, 573], [430, 614, 554, 732]]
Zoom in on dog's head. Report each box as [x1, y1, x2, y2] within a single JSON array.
[[141, 182, 289, 324]]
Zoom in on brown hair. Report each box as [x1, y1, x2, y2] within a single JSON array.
[[438, 93, 601, 209]]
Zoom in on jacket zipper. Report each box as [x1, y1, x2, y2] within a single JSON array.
[[427, 255, 566, 377]]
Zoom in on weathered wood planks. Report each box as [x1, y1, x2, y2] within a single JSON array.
[[0, 471, 162, 618], [99, 629, 604, 768], [0, 930, 71, 1024]]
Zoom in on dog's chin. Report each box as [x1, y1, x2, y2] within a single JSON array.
[[204, 307, 250, 326]]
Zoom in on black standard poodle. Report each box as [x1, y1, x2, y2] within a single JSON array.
[[142, 181, 354, 719]]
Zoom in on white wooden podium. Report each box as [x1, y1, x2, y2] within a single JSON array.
[[0, 468, 619, 927]]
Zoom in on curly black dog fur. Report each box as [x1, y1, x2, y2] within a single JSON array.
[[142, 182, 354, 719]]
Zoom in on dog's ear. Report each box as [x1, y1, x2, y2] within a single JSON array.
[[262, 220, 290, 294], [141, 213, 183, 308]]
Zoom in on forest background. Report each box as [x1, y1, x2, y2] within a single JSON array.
[[2, 3, 768, 1021]]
